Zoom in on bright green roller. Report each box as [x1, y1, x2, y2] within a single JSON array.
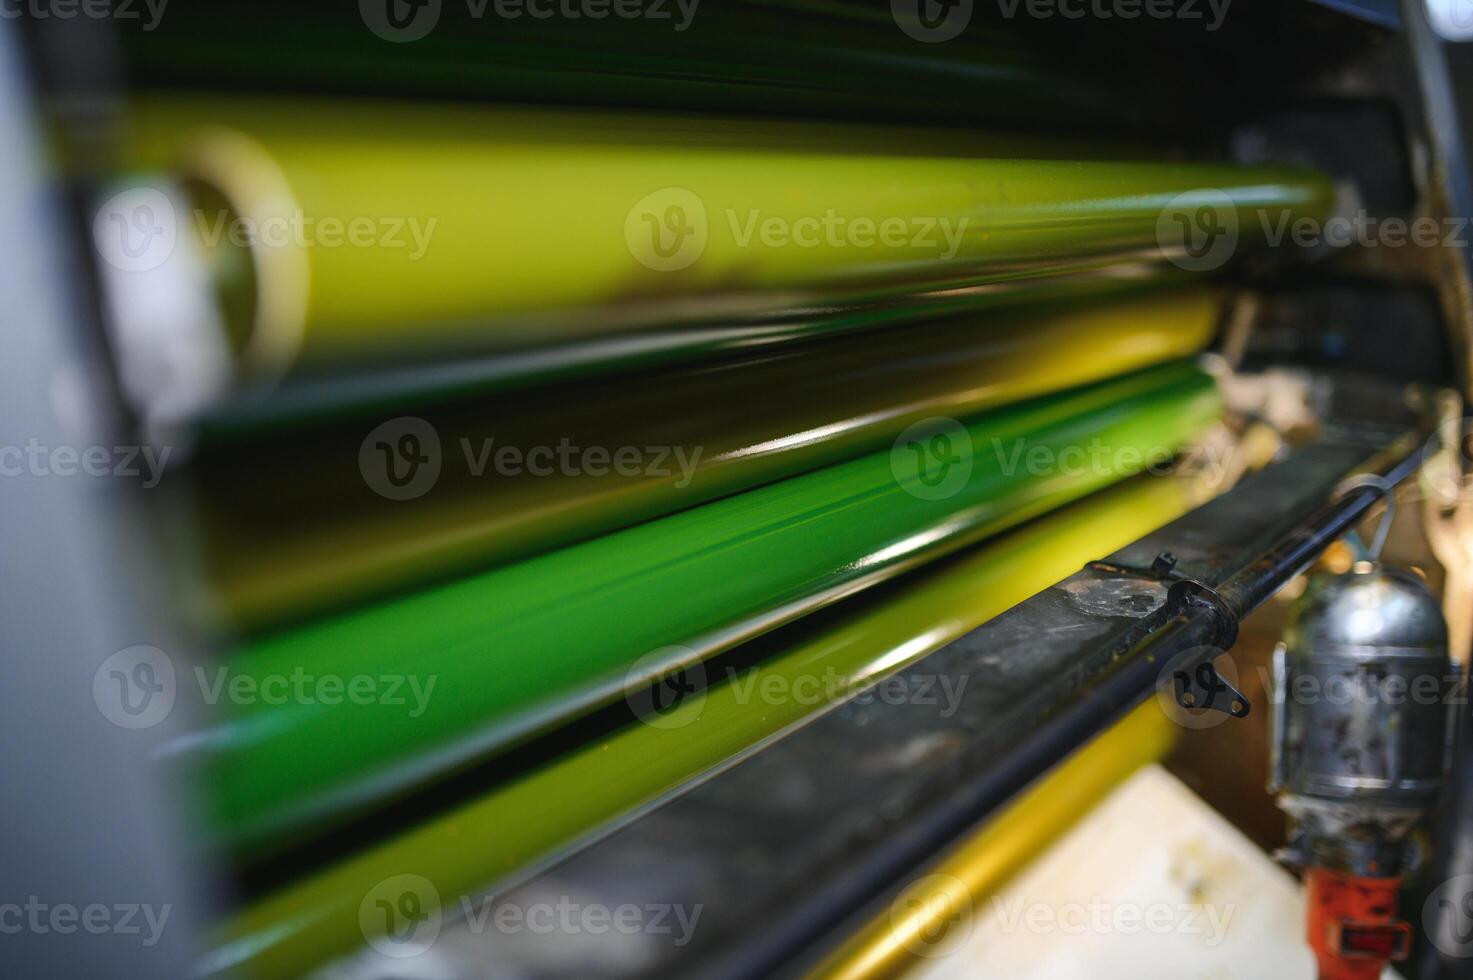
[[171, 362, 1221, 856], [202, 473, 1203, 979]]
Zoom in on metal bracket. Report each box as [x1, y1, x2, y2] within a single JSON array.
[[1088, 551, 1252, 719], [1173, 659, 1251, 718]]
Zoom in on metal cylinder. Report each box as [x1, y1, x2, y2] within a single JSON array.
[[182, 363, 1221, 860], [1271, 564, 1456, 873]]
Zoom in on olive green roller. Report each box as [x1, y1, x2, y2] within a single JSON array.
[[195, 289, 1219, 631]]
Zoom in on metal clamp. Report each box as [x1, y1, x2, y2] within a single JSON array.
[[1173, 659, 1251, 718]]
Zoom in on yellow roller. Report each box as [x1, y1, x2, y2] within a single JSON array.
[[810, 702, 1178, 980], [123, 98, 1331, 378]]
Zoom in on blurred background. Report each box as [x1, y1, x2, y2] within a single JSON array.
[[6, 1, 1473, 977]]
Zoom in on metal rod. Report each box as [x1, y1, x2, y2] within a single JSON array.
[[403, 410, 1426, 980]]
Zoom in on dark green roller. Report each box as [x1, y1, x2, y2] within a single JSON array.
[[193, 288, 1216, 632], [121, 0, 1149, 130]]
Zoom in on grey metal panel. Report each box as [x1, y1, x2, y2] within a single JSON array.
[[0, 21, 215, 979]]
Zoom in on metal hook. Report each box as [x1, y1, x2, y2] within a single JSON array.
[[1335, 474, 1397, 563]]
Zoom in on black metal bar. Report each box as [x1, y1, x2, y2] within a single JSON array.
[[338, 428, 1425, 980]]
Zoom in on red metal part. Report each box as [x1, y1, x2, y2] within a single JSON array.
[[1304, 868, 1411, 980]]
